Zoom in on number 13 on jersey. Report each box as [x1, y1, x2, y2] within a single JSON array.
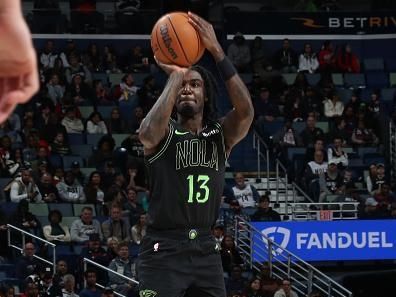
[[187, 175, 210, 203]]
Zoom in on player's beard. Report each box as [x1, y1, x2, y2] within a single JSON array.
[[177, 104, 196, 119]]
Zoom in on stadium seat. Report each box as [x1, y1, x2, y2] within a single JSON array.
[[390, 73, 396, 87], [282, 73, 297, 85], [332, 73, 344, 86], [108, 73, 125, 87], [305, 73, 321, 86], [366, 72, 389, 88], [29, 203, 49, 217], [0, 177, 13, 201], [92, 72, 109, 86], [363, 153, 385, 166], [36, 216, 48, 226], [380, 88, 396, 101], [67, 133, 85, 145], [97, 106, 114, 119], [73, 204, 96, 216], [0, 202, 17, 214], [336, 88, 353, 104], [112, 134, 129, 147], [344, 73, 365, 88], [62, 155, 85, 169], [80, 167, 97, 177], [62, 216, 78, 227], [86, 134, 104, 147], [133, 72, 148, 86], [316, 122, 329, 133], [119, 97, 140, 121], [79, 106, 95, 119], [48, 203, 74, 217], [70, 144, 93, 160], [287, 147, 306, 161], [292, 122, 306, 134], [357, 147, 378, 157], [363, 58, 384, 72]]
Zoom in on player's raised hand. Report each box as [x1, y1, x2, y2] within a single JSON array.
[[154, 56, 188, 76], [0, 1, 39, 123]]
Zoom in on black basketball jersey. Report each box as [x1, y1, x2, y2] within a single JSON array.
[[145, 119, 227, 230]]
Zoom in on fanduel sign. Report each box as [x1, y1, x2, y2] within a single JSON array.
[[251, 220, 396, 261]]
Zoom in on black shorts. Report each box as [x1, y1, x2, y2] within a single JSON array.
[[137, 228, 226, 297]]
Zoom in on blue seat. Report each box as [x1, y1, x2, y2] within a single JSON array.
[[0, 177, 13, 201], [287, 147, 306, 161], [363, 153, 385, 166], [48, 153, 63, 169], [67, 133, 85, 145], [360, 88, 373, 102], [292, 122, 306, 134], [133, 72, 148, 86], [92, 72, 109, 87], [366, 72, 389, 88], [0, 202, 17, 214], [108, 73, 124, 87], [336, 88, 353, 104], [119, 97, 140, 122], [344, 73, 365, 88], [381, 88, 396, 101], [62, 155, 85, 169], [48, 203, 74, 217], [86, 134, 104, 147], [262, 121, 283, 137], [97, 106, 115, 119], [332, 73, 344, 86], [357, 147, 378, 157], [305, 73, 321, 86], [70, 144, 93, 160], [363, 58, 384, 72]]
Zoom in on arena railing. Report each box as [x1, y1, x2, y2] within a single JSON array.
[[233, 216, 353, 297], [390, 120, 396, 182], [7, 224, 56, 274], [252, 131, 270, 188], [290, 202, 360, 220], [83, 257, 139, 297]]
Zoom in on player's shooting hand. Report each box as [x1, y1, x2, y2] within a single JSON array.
[[154, 56, 187, 76], [188, 11, 221, 54], [0, 4, 39, 124]]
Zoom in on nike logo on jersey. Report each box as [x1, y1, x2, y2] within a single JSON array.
[[175, 130, 189, 135], [139, 290, 157, 297]]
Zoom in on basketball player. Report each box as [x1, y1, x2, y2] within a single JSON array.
[[137, 12, 254, 297], [0, 0, 39, 124]]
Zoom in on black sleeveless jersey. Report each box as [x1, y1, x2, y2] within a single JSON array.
[[145, 119, 227, 230]]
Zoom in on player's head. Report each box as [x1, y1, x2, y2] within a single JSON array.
[[176, 65, 217, 121]]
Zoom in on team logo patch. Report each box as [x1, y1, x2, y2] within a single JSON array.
[[139, 289, 158, 297]]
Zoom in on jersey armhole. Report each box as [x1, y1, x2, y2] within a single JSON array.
[[146, 122, 175, 164], [213, 121, 229, 162]]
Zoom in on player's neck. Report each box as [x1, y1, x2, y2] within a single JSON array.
[[177, 114, 204, 135]]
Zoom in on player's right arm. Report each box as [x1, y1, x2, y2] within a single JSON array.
[[138, 63, 186, 154]]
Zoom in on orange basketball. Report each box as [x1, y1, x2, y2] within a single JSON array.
[[151, 12, 205, 67]]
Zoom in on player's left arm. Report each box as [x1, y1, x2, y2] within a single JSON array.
[[188, 12, 254, 154]]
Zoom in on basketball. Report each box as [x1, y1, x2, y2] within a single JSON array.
[[151, 12, 205, 67]]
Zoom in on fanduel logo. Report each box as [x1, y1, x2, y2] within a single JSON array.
[[261, 227, 291, 256]]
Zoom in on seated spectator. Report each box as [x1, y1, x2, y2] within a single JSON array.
[[106, 107, 128, 134], [106, 237, 119, 261], [337, 169, 357, 197], [113, 73, 139, 102], [360, 197, 389, 219], [323, 94, 344, 119], [227, 32, 251, 72], [251, 36, 271, 75], [220, 235, 244, 274], [86, 112, 108, 134], [83, 43, 103, 73], [61, 107, 84, 134], [70, 161, 86, 186], [273, 120, 303, 150], [300, 116, 325, 148], [107, 242, 137, 295], [102, 204, 130, 242], [351, 120, 379, 146], [40, 114, 67, 144], [284, 91, 306, 122], [274, 279, 298, 297], [15, 242, 42, 280], [84, 171, 105, 205], [254, 87, 280, 136], [374, 183, 395, 211], [130, 213, 146, 245], [272, 38, 298, 73], [225, 265, 247, 294], [327, 117, 350, 145], [93, 80, 113, 106], [88, 135, 116, 169], [298, 43, 319, 73], [232, 172, 260, 208], [46, 73, 65, 106], [123, 187, 144, 227], [318, 41, 336, 73], [70, 207, 103, 243], [37, 173, 60, 203], [50, 131, 71, 155], [67, 74, 93, 106], [137, 76, 161, 113], [43, 209, 71, 243], [327, 136, 348, 168], [56, 171, 86, 203], [251, 195, 281, 222], [102, 45, 122, 74], [212, 223, 225, 246], [324, 161, 343, 195], [65, 54, 92, 85], [367, 163, 388, 194], [79, 269, 102, 297], [53, 260, 69, 289], [244, 278, 263, 297], [336, 44, 360, 73], [62, 274, 79, 297], [39, 40, 58, 70], [303, 150, 328, 200], [8, 200, 42, 241], [122, 45, 150, 73], [10, 168, 42, 203]]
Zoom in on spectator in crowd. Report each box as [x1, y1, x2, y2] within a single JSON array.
[[88, 135, 116, 170], [225, 265, 248, 294], [254, 87, 280, 137], [327, 117, 350, 145], [360, 197, 389, 219], [61, 106, 84, 134], [300, 116, 325, 147], [102, 204, 130, 242], [324, 161, 343, 195], [70, 207, 102, 243], [70, 161, 85, 186], [251, 36, 270, 75], [367, 90, 383, 142], [336, 44, 360, 73], [123, 187, 144, 227], [366, 163, 388, 194], [131, 212, 146, 245], [298, 43, 319, 73], [227, 32, 251, 73], [114, 73, 139, 101], [304, 150, 328, 200], [232, 172, 260, 208], [50, 131, 71, 155], [324, 94, 344, 119], [220, 235, 244, 274], [46, 73, 65, 106], [84, 171, 105, 205], [374, 183, 395, 211], [101, 287, 115, 297], [83, 43, 103, 73], [351, 120, 379, 146], [79, 269, 102, 297], [122, 45, 150, 73], [274, 279, 298, 297], [251, 195, 281, 222], [327, 136, 348, 168], [102, 45, 121, 74], [39, 40, 58, 70], [86, 111, 108, 134], [56, 170, 86, 203], [284, 90, 306, 122], [244, 278, 264, 297], [20, 280, 40, 297], [65, 54, 92, 85], [107, 242, 136, 295], [318, 41, 337, 73], [344, 90, 362, 114], [43, 209, 71, 243], [212, 223, 225, 246], [53, 167, 64, 185], [15, 242, 41, 280], [53, 260, 69, 289], [337, 169, 357, 197], [40, 114, 67, 144], [106, 107, 128, 134], [106, 237, 119, 261], [62, 274, 79, 297], [137, 75, 161, 113], [273, 120, 303, 151], [8, 200, 42, 240], [93, 80, 112, 106], [10, 168, 42, 203], [273, 38, 298, 73], [67, 73, 93, 106]]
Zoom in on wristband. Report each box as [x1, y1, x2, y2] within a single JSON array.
[[217, 56, 237, 81]]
